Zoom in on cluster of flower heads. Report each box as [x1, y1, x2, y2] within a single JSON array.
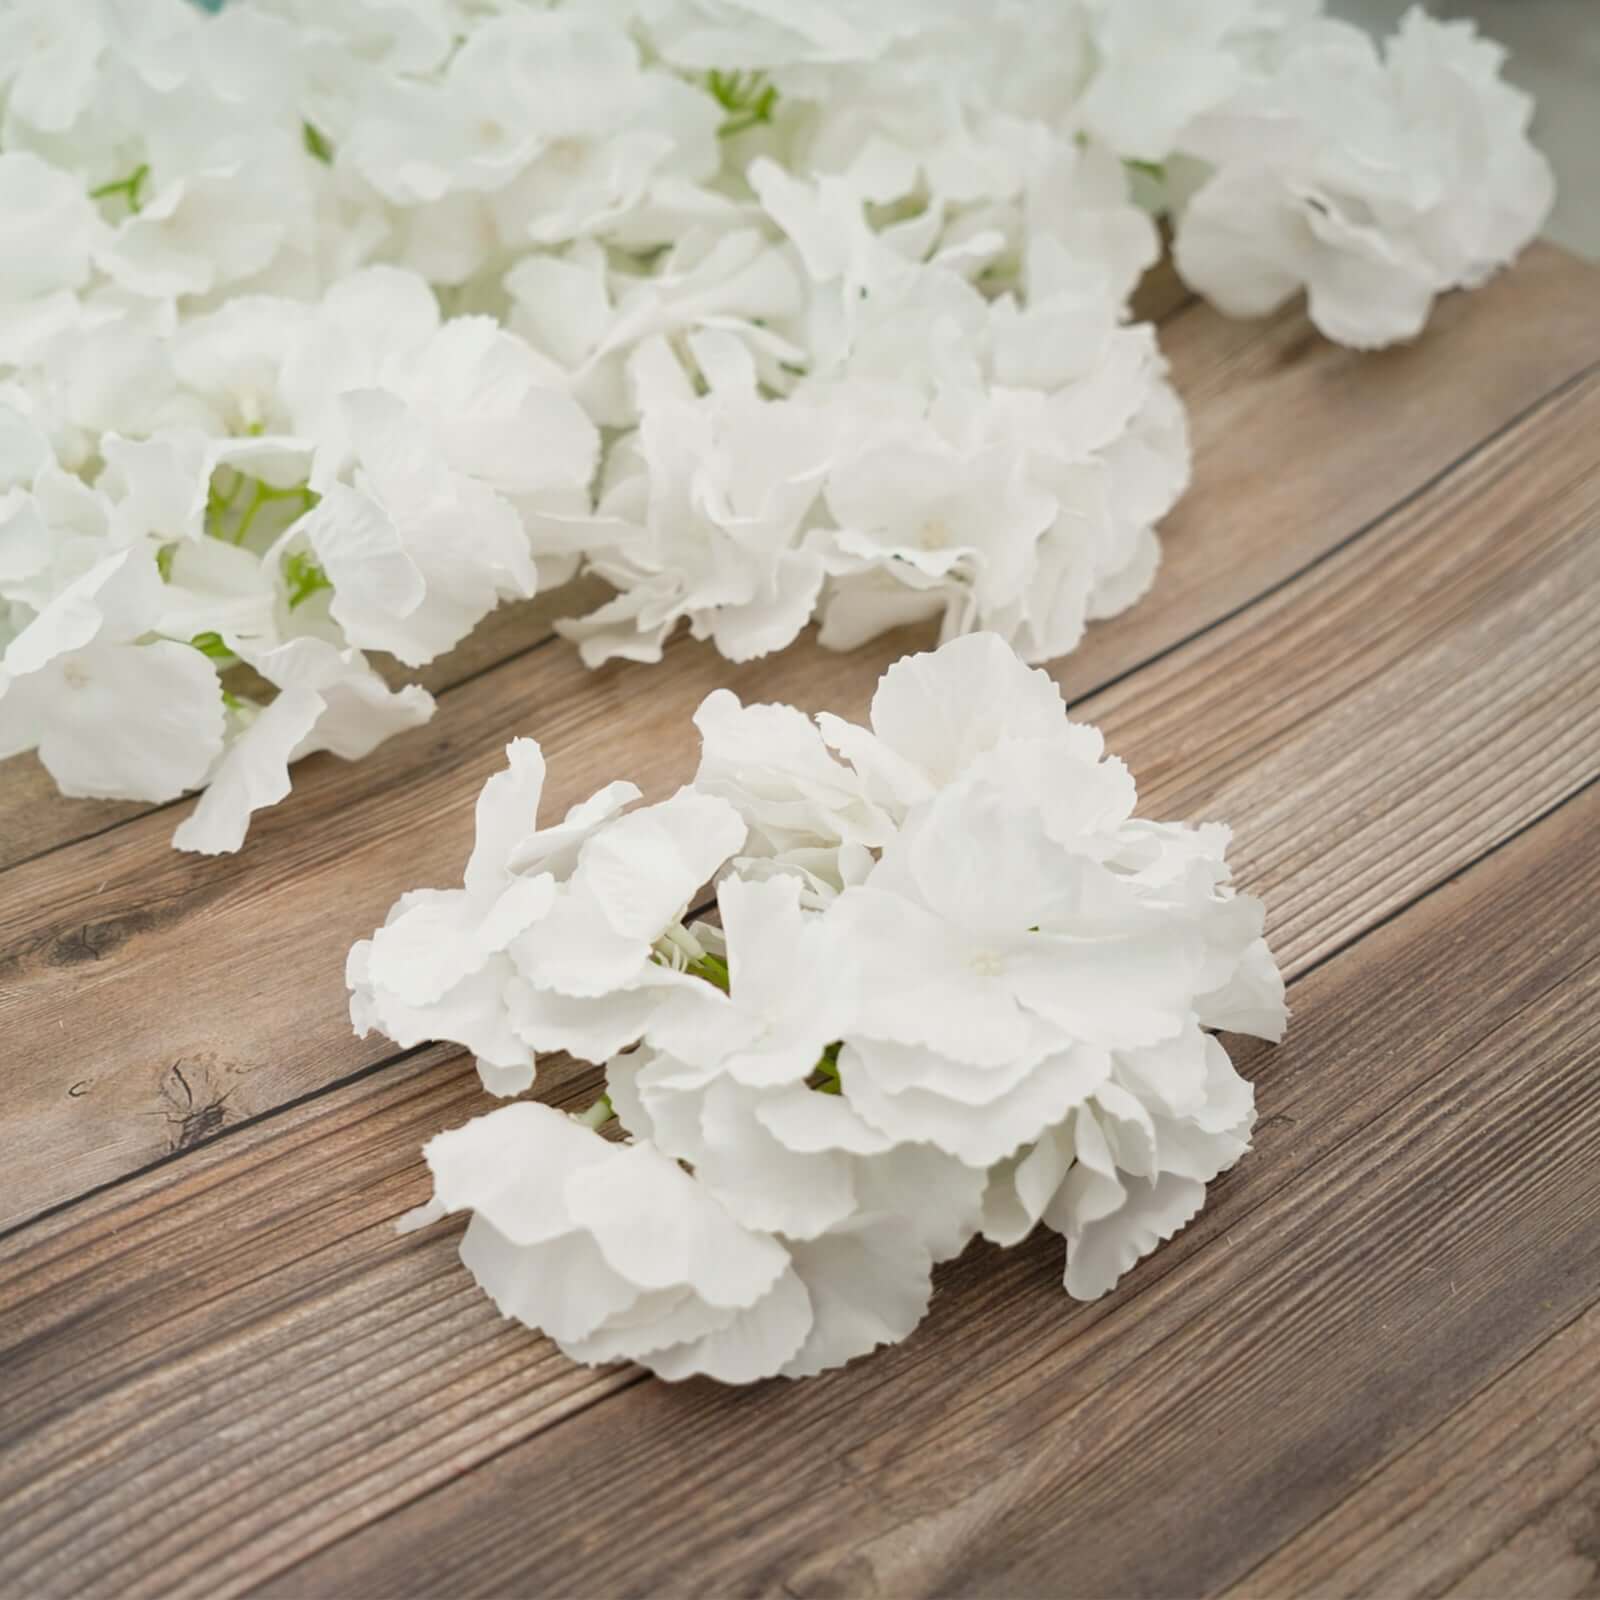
[[354, 634, 1288, 1382], [0, 0, 1550, 852]]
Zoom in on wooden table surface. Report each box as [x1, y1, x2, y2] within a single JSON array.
[[3, 243, 1598, 1600]]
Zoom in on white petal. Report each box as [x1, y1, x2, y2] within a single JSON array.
[[565, 1142, 790, 1308], [171, 688, 324, 855], [781, 1215, 933, 1378], [645, 1265, 813, 1384], [1060, 1173, 1207, 1301]]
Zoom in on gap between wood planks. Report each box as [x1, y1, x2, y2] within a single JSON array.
[[3, 337, 1600, 1241], [9, 246, 1600, 1235], [245, 778, 1600, 1599]]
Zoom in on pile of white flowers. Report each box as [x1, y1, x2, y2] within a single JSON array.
[[0, 0, 1550, 852], [354, 634, 1287, 1381]]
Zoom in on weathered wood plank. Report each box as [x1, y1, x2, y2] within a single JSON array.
[[4, 297, 1599, 1233], [0, 1043, 628, 1600], [253, 786, 1600, 1600], [1229, 1298, 1600, 1599], [1, 766, 1589, 1600]]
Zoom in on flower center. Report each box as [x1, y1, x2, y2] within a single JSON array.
[[546, 138, 586, 172], [918, 517, 954, 551], [61, 660, 91, 691], [970, 949, 1006, 978]]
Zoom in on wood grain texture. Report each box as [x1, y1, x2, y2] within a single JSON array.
[[1229, 1296, 1600, 1599], [254, 783, 1600, 1600], [3, 245, 1599, 1232], [1, 754, 1593, 1600], [4, 433, 1600, 1593], [3, 245, 1599, 1599]]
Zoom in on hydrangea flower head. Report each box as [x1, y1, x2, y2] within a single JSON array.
[[370, 634, 1287, 1381]]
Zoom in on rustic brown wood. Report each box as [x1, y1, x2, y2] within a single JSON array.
[[5, 325, 1598, 1236], [2, 244, 1599, 1598], [1, 770, 1592, 1600], [1228, 1296, 1600, 1599], [253, 785, 1600, 1600]]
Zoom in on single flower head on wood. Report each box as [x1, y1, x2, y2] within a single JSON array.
[[361, 633, 1288, 1380]]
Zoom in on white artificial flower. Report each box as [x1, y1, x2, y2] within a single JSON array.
[[352, 737, 747, 1093], [692, 686, 892, 895], [404, 1101, 804, 1381], [817, 629, 1086, 815], [293, 389, 538, 667], [0, 0, 1547, 846], [556, 334, 834, 665], [1077, 0, 1322, 164], [0, 0, 110, 136], [358, 634, 1286, 1377], [1172, 8, 1554, 347], [0, 152, 109, 304], [351, 738, 558, 1091], [982, 1029, 1260, 1299], [404, 1098, 940, 1381], [0, 548, 224, 800], [172, 633, 434, 855], [505, 228, 803, 429], [503, 784, 748, 1062]]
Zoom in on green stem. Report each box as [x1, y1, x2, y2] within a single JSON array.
[[89, 162, 149, 213], [231, 481, 269, 545], [574, 1094, 614, 1131], [687, 951, 730, 992]]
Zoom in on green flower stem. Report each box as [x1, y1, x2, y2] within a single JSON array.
[[686, 951, 730, 992], [226, 478, 319, 546], [88, 162, 149, 213], [574, 1094, 614, 1131], [231, 481, 270, 544]]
